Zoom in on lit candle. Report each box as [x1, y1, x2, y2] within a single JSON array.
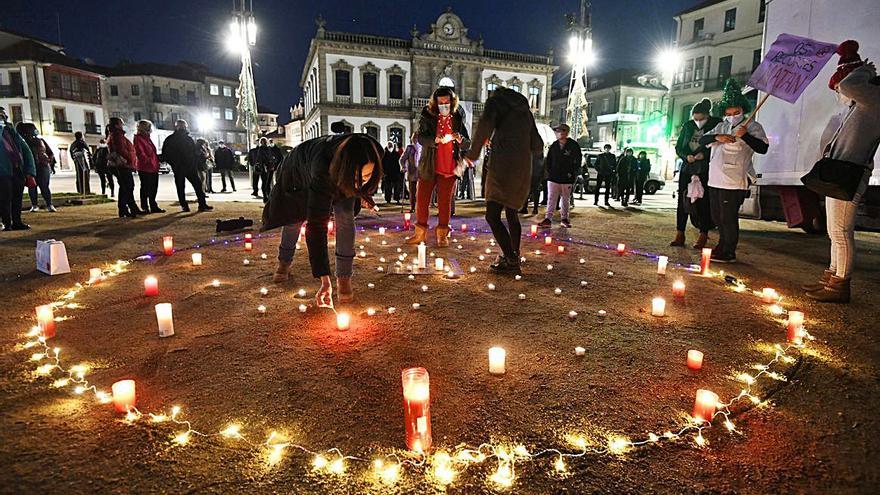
[[657, 256, 668, 275], [434, 258, 445, 272], [575, 346, 586, 356], [579, 258, 586, 264], [327, 220, 334, 234], [554, 287, 562, 295], [787, 311, 804, 344], [379, 227, 386, 236], [693, 389, 719, 423], [211, 279, 221, 288], [336, 312, 350, 331], [687, 350, 704, 370], [404, 212, 412, 229], [488, 347, 506, 375], [761, 288, 778, 304], [421, 285, 429, 292], [299, 225, 306, 238], [191, 253, 202, 266], [417, 242, 427, 269], [36, 305, 55, 339], [557, 245, 565, 254], [651, 297, 666, 317], [568, 310, 578, 319], [547, 264, 554, 271], [412, 303, 421, 310], [144, 276, 159, 297], [297, 288, 307, 297], [155, 303, 174, 337], [518, 293, 526, 300], [257, 305, 267, 315], [598, 310, 607, 317], [261, 253, 268, 260], [244, 241, 253, 252], [243, 259, 251, 266], [88, 267, 103, 283], [530, 224, 538, 237], [260, 287, 268, 297], [298, 304, 307, 313], [111, 379, 136, 413], [616, 243, 626, 254], [544, 236, 552, 246], [672, 280, 686, 298], [700, 248, 712, 275], [366, 307, 376, 316], [162, 236, 173, 255], [461, 223, 468, 232], [580, 280, 588, 287], [487, 283, 496, 291], [402, 367, 431, 451]]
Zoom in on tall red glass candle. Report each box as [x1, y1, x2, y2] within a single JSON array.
[[787, 311, 805, 344], [111, 379, 137, 413], [693, 389, 719, 423], [402, 367, 432, 452], [36, 305, 55, 339], [144, 276, 159, 297], [244, 233, 253, 242], [700, 248, 712, 275], [404, 213, 412, 230], [530, 224, 538, 237], [461, 223, 468, 232], [162, 236, 173, 256]]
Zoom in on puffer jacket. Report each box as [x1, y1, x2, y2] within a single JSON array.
[[134, 133, 159, 173], [107, 129, 137, 170]]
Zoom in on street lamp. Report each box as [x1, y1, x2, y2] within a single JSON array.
[[227, 0, 258, 157], [654, 47, 682, 85], [196, 113, 214, 134]]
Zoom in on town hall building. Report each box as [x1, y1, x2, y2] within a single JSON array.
[[300, 8, 557, 145]]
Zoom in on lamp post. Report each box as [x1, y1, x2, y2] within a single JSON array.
[[565, 0, 593, 143], [228, 0, 258, 156]]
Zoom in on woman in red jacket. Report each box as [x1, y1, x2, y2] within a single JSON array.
[[106, 117, 142, 218], [134, 120, 164, 213]]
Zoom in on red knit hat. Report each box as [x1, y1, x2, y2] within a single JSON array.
[[829, 40, 863, 90]]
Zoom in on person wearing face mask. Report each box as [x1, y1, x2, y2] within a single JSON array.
[[399, 133, 421, 213], [93, 138, 114, 197], [803, 40, 880, 303], [17, 122, 56, 213], [594, 144, 616, 206], [0, 107, 37, 231], [262, 133, 383, 305], [699, 78, 768, 264], [382, 141, 403, 204], [538, 123, 582, 228], [632, 151, 651, 206], [672, 98, 722, 248], [616, 148, 637, 207], [406, 86, 470, 247]]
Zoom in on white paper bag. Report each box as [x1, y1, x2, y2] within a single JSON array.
[[36, 239, 70, 276]]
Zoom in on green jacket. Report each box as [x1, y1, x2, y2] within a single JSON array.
[[0, 123, 36, 178]]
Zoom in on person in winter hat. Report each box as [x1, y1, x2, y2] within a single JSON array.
[[804, 41, 879, 303], [672, 98, 721, 248], [699, 78, 768, 263]]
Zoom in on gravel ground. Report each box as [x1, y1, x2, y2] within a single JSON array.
[[0, 200, 878, 494]]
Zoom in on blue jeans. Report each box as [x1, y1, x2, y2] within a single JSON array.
[[278, 197, 356, 278]]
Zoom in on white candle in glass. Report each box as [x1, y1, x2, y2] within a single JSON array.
[[155, 303, 174, 337], [191, 253, 202, 266], [657, 256, 668, 275], [651, 297, 666, 317], [417, 243, 427, 269], [434, 258, 444, 271], [488, 347, 506, 375]]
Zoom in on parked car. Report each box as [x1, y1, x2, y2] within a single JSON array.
[[577, 151, 665, 195]]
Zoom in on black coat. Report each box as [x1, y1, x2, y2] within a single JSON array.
[[161, 129, 198, 172], [636, 158, 651, 181], [617, 155, 638, 181], [544, 139, 582, 184], [93, 146, 109, 172], [261, 134, 381, 278], [596, 151, 617, 176], [214, 146, 236, 171], [416, 106, 470, 178], [382, 148, 402, 180]]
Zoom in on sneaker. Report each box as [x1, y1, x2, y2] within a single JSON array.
[[47, 205, 57, 212], [537, 218, 552, 228], [489, 256, 521, 274], [560, 219, 572, 228], [29, 206, 39, 212]]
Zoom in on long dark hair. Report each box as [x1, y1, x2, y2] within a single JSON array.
[[330, 135, 383, 198], [427, 86, 459, 115]]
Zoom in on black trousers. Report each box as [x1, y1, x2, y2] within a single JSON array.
[[523, 175, 542, 212], [114, 169, 139, 215], [676, 183, 714, 233], [709, 187, 746, 257], [252, 169, 267, 196], [219, 169, 236, 191], [96, 169, 114, 196], [0, 168, 25, 227], [594, 174, 612, 204], [634, 175, 646, 203], [485, 201, 522, 261], [384, 177, 402, 203], [617, 175, 632, 204], [174, 167, 207, 208], [75, 167, 91, 194], [138, 171, 160, 211]]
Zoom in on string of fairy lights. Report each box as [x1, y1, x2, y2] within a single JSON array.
[[17, 219, 813, 489]]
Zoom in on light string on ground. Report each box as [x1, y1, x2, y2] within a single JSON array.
[[16, 220, 811, 489]]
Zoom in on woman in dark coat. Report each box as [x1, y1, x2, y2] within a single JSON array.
[[16, 123, 56, 212], [466, 87, 543, 274], [262, 133, 383, 305], [616, 147, 637, 207]]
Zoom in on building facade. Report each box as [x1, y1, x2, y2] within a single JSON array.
[[668, 0, 764, 136], [103, 62, 246, 152], [256, 105, 279, 137], [300, 9, 557, 145], [0, 34, 106, 170]]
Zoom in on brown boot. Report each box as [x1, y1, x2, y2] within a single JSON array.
[[692, 232, 709, 250], [802, 270, 834, 292], [669, 230, 686, 247], [273, 260, 291, 283], [337, 277, 353, 303], [436, 226, 450, 247], [405, 224, 428, 245], [807, 275, 851, 303]]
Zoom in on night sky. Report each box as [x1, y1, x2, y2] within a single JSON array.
[[4, 0, 697, 121]]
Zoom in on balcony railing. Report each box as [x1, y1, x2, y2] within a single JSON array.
[[483, 49, 552, 65], [334, 95, 351, 104], [672, 71, 753, 93], [85, 123, 102, 135], [323, 31, 410, 49], [361, 96, 378, 106], [152, 95, 199, 106], [53, 121, 73, 133], [0, 83, 24, 97]]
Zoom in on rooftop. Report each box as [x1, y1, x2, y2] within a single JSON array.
[[105, 61, 237, 83], [0, 39, 102, 75], [675, 0, 728, 17]]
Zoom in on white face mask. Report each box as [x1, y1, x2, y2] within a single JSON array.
[[438, 104, 451, 116], [693, 118, 707, 128], [724, 112, 744, 126], [836, 91, 854, 107], [98, 143, 108, 148]]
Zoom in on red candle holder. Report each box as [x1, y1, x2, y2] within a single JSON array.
[[693, 389, 718, 423], [404, 213, 412, 230], [530, 224, 538, 238], [162, 236, 173, 256], [36, 305, 56, 339], [544, 236, 552, 246], [144, 276, 159, 297], [700, 248, 712, 275], [401, 367, 432, 452]]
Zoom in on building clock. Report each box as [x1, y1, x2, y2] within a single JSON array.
[[442, 23, 455, 36]]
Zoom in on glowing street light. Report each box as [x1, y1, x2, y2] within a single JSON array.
[[654, 47, 682, 82], [196, 113, 214, 133]]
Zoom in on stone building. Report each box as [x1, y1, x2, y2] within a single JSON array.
[[300, 8, 557, 145], [102, 62, 246, 152]]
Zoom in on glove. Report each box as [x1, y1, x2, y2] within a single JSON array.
[[25, 175, 37, 188]]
